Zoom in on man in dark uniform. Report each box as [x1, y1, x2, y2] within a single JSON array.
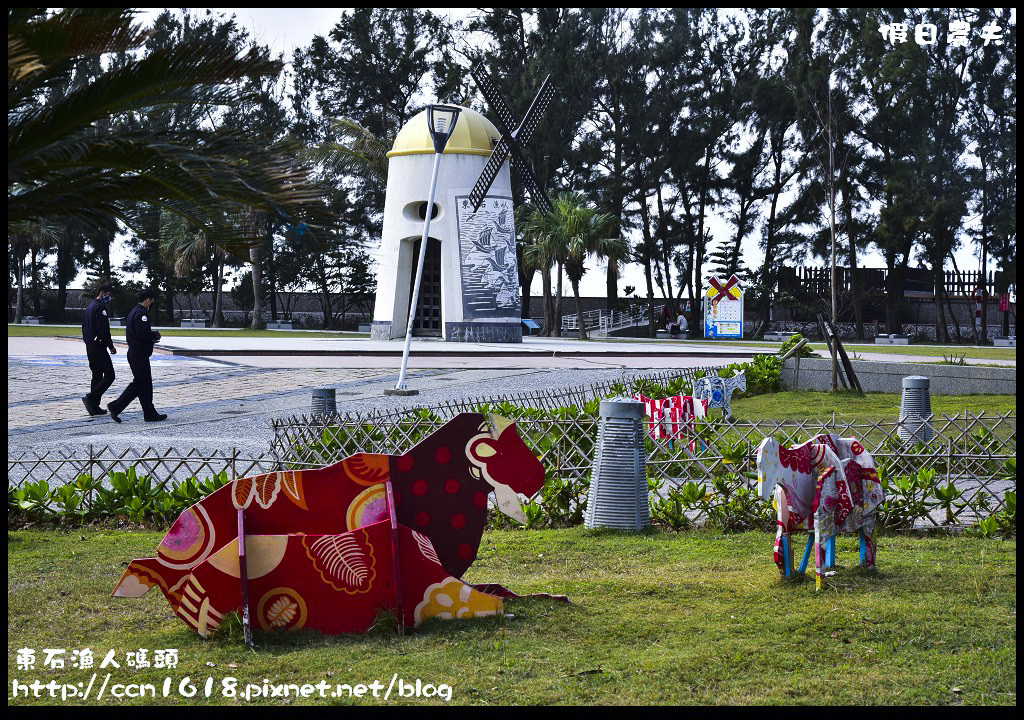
[[81, 284, 117, 415], [108, 288, 167, 423]]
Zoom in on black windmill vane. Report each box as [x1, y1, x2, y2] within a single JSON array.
[[469, 64, 555, 216]]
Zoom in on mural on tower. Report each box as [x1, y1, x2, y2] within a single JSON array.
[[457, 195, 520, 319]]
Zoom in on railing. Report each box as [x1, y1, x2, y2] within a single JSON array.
[[562, 304, 666, 333]]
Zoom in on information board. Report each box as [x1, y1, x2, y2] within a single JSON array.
[[704, 274, 744, 339]]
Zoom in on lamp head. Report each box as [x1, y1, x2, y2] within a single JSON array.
[[427, 104, 461, 154]]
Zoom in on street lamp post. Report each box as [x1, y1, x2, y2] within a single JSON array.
[[387, 104, 461, 396]]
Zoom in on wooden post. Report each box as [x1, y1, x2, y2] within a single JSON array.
[[385, 481, 404, 636], [237, 508, 254, 647]]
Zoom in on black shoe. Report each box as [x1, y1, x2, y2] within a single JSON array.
[[82, 396, 107, 416], [108, 404, 122, 423], [144, 413, 168, 422]]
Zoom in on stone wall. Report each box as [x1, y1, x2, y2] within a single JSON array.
[[781, 356, 1016, 395]]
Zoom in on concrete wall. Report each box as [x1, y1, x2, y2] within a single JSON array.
[[782, 356, 1016, 395]]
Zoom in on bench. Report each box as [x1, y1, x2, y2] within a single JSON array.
[[521, 318, 541, 335], [764, 331, 797, 342], [108, 317, 125, 327], [357, 324, 371, 333], [179, 318, 208, 328], [993, 335, 1016, 347], [266, 321, 293, 329], [19, 316, 42, 324], [875, 334, 910, 345]]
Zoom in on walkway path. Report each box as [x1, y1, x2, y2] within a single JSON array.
[[7, 335, 755, 456]]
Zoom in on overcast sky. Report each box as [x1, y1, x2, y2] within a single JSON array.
[[111, 8, 987, 300]]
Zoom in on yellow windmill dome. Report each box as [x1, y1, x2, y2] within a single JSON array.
[[387, 105, 499, 158]]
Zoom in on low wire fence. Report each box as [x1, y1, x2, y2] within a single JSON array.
[[7, 446, 283, 496], [270, 408, 1015, 526]]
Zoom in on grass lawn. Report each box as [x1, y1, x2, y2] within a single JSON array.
[[8, 527, 1016, 706], [7, 324, 368, 339], [731, 391, 1017, 423]]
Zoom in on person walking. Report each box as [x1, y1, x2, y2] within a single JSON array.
[[108, 288, 167, 423], [81, 284, 117, 415]]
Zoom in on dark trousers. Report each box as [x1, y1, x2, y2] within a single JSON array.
[[110, 347, 157, 416], [85, 344, 115, 405]]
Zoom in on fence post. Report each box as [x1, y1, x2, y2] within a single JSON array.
[[88, 444, 94, 512], [946, 439, 952, 489]]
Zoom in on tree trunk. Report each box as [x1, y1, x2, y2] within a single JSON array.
[[643, 245, 656, 337], [844, 200, 865, 340], [316, 257, 333, 329], [884, 258, 904, 334], [572, 279, 587, 340], [520, 261, 534, 320], [265, 219, 278, 322], [541, 265, 554, 337], [56, 240, 68, 324], [14, 252, 25, 324], [934, 265, 948, 343], [250, 244, 265, 330], [554, 261, 564, 338], [643, 194, 674, 311], [212, 256, 225, 328], [759, 136, 786, 336], [30, 248, 41, 316]]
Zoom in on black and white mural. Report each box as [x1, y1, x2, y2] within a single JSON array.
[[456, 195, 520, 319]]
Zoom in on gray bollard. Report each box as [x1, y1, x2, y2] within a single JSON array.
[[899, 376, 933, 444], [584, 397, 650, 530], [311, 388, 337, 415]]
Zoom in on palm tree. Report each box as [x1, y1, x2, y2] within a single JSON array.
[[159, 212, 230, 327], [9, 220, 59, 324], [309, 117, 393, 187], [8, 8, 325, 255], [526, 192, 626, 340]]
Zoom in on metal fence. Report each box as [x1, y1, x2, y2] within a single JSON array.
[[271, 405, 1015, 526], [7, 446, 283, 496]]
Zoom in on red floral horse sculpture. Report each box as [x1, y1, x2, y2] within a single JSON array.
[[113, 414, 554, 637]]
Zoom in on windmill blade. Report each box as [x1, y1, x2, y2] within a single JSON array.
[[470, 64, 519, 136], [502, 133, 553, 215], [469, 136, 512, 212], [513, 75, 554, 147], [515, 162, 553, 216]]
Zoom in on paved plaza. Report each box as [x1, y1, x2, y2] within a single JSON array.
[[7, 334, 760, 457], [7, 331, 1015, 458]]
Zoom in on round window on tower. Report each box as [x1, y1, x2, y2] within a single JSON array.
[[402, 201, 441, 222]]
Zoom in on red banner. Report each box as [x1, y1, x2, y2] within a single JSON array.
[[999, 294, 1010, 312]]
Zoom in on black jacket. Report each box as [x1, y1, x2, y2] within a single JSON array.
[[82, 299, 114, 351], [125, 303, 155, 355]]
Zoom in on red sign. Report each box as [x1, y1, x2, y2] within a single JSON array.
[[999, 294, 1011, 312]]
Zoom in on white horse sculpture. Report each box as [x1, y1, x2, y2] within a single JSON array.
[[756, 433, 884, 590], [692, 372, 746, 418]]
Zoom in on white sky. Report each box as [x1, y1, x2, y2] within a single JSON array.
[[97, 8, 989, 299]]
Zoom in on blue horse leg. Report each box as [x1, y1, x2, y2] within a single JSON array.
[[826, 535, 836, 568], [798, 534, 813, 574], [781, 535, 791, 579]]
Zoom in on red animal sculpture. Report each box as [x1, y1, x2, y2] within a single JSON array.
[[112, 414, 553, 637]]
